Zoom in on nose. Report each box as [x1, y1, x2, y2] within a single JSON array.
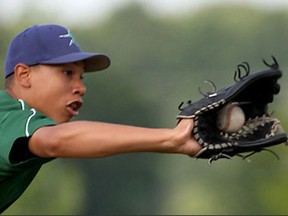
[[73, 80, 87, 96]]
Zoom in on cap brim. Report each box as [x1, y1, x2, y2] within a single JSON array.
[[40, 52, 111, 72]]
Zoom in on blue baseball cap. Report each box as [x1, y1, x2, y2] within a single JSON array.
[[4, 24, 111, 78]]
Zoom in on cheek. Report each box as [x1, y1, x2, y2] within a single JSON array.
[[33, 81, 69, 103], [32, 70, 70, 95], [43, 78, 68, 92]]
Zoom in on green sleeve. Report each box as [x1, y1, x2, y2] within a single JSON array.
[[0, 108, 56, 167]]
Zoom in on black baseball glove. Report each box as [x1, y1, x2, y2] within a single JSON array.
[[177, 57, 287, 164]]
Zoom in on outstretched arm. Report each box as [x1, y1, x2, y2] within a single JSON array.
[[28, 119, 202, 158]]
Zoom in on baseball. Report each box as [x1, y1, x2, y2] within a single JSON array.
[[216, 103, 245, 133]]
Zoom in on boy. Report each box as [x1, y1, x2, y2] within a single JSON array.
[[0, 24, 201, 212]]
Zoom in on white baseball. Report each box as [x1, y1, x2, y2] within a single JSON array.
[[216, 103, 245, 133]]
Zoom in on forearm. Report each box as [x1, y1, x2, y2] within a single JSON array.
[[29, 121, 176, 158]]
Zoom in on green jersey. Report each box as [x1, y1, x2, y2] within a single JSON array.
[[0, 91, 56, 212]]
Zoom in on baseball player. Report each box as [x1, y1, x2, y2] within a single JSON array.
[[0, 24, 202, 213]]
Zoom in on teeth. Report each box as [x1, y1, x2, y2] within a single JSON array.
[[69, 102, 81, 111], [70, 103, 78, 110]]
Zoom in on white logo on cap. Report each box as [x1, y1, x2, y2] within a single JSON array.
[[59, 30, 78, 46]]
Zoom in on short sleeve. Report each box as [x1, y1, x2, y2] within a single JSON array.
[[0, 108, 56, 166]]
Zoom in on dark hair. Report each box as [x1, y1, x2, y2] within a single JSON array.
[[4, 74, 14, 89]]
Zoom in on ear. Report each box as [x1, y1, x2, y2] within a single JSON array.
[[13, 63, 32, 88]]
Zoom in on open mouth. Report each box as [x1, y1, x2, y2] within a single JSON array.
[[66, 101, 83, 116]]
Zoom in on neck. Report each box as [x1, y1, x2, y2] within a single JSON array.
[[5, 85, 26, 101]]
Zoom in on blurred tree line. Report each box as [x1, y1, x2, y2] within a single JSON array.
[[2, 2, 288, 215]]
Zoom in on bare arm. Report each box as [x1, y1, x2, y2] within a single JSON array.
[[28, 119, 201, 158]]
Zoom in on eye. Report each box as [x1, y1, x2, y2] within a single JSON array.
[[64, 70, 73, 76]]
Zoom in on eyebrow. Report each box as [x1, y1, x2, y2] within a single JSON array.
[[74, 61, 85, 67]]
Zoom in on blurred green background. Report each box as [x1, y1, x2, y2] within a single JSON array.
[[1, 0, 288, 215]]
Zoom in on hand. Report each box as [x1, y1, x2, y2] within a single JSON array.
[[171, 119, 202, 157]]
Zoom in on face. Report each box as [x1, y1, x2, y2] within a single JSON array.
[[28, 62, 86, 124]]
